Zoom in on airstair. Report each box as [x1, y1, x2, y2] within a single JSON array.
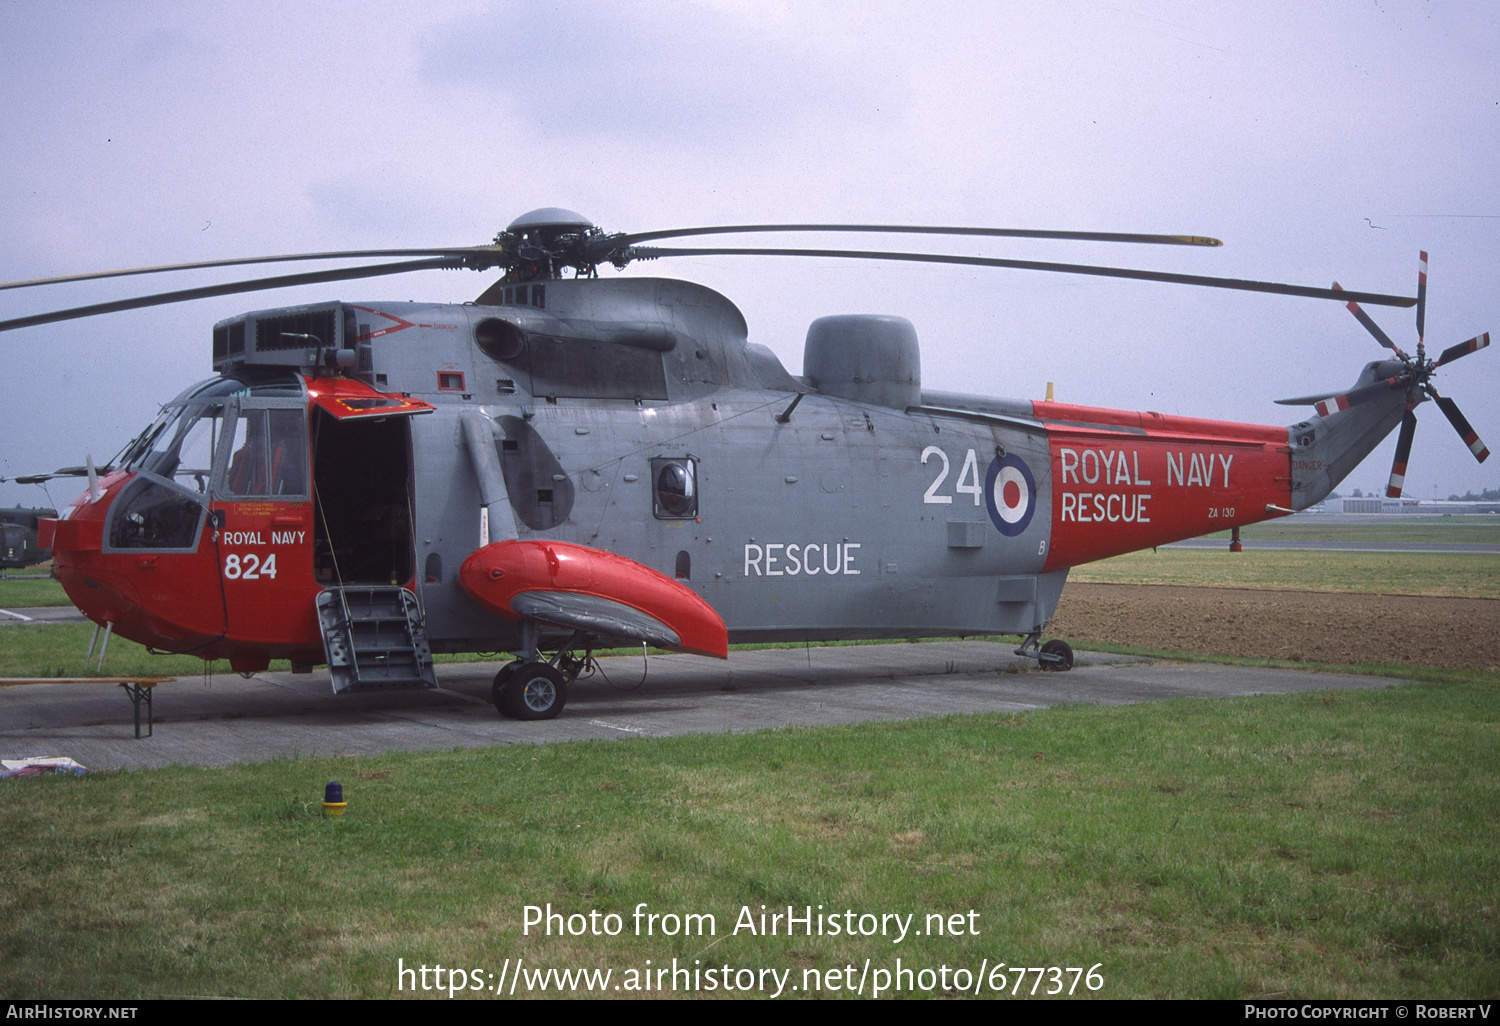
[[315, 586, 437, 693]]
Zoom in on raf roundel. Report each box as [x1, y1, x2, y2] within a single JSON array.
[[985, 454, 1037, 536]]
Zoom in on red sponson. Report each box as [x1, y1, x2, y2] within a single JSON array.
[[459, 539, 728, 659]]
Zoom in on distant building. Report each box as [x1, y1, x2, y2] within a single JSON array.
[[1341, 497, 1500, 514]]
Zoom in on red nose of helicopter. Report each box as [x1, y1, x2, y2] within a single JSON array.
[[43, 467, 238, 663], [43, 471, 131, 620]]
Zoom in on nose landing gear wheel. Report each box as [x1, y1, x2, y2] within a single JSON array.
[[494, 661, 569, 720]]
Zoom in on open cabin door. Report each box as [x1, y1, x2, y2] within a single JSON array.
[[304, 378, 437, 692], [306, 379, 433, 587]]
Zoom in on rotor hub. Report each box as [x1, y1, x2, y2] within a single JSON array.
[[496, 209, 610, 282], [505, 208, 596, 235]]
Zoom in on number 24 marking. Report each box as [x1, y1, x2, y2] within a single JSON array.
[[922, 446, 983, 505]]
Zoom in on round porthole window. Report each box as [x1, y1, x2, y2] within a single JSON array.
[[652, 458, 697, 518]]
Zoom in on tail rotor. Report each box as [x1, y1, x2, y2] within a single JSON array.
[[1330, 253, 1489, 497]]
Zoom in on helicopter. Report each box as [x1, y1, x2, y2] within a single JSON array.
[[0, 508, 55, 571], [2, 209, 1489, 719]]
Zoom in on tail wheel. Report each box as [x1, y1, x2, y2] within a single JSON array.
[[498, 661, 569, 720]]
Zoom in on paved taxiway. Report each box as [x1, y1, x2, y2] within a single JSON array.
[[1166, 538, 1500, 554], [0, 640, 1400, 771], [1164, 512, 1500, 554], [0, 604, 87, 623]]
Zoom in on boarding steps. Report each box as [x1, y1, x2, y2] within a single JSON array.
[[315, 586, 437, 694]]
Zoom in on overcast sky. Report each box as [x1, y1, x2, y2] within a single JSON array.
[[2, 0, 1497, 509]]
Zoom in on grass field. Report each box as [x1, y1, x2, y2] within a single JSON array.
[[2, 681, 1495, 1000], [0, 573, 70, 607], [1, 520, 1497, 999], [1068, 548, 1500, 598]]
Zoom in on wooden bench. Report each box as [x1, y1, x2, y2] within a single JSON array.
[[0, 677, 176, 738]]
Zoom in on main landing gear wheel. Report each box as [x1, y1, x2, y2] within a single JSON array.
[[491, 662, 520, 711], [494, 661, 569, 720], [1039, 639, 1074, 672]]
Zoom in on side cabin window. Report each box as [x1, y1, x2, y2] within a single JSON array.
[[652, 457, 698, 519]]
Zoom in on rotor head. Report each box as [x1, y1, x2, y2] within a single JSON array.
[[496, 208, 614, 281]]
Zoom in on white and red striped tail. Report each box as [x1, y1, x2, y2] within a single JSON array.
[[1314, 394, 1350, 418]]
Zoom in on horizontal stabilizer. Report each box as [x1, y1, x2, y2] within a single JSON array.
[[1275, 391, 1339, 407]]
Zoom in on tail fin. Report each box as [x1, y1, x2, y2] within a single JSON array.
[[1284, 360, 1409, 509]]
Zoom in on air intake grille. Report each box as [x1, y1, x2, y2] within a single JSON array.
[[213, 321, 245, 361], [255, 309, 339, 352]]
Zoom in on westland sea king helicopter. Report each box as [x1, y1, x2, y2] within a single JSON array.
[[1, 209, 1489, 719]]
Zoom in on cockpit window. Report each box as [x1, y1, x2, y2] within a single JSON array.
[[137, 401, 227, 494], [117, 375, 306, 495], [106, 375, 307, 552], [222, 407, 308, 498], [108, 478, 206, 551]]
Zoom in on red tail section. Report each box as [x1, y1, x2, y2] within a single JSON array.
[[1036, 402, 1293, 570]]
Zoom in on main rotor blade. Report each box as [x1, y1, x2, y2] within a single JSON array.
[[1386, 408, 1417, 498], [0, 247, 502, 293], [8, 465, 102, 484], [611, 223, 1223, 249], [631, 246, 1417, 307], [1430, 390, 1490, 463], [0, 258, 459, 333]]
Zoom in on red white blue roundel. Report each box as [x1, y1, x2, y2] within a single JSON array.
[[985, 454, 1037, 536]]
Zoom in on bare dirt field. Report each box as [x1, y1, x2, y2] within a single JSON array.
[[1050, 584, 1500, 673]]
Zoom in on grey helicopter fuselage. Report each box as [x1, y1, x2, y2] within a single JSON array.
[[421, 277, 1065, 649], [1, 507, 54, 570], [244, 274, 1067, 656]]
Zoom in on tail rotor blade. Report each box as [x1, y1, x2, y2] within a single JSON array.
[[1430, 390, 1490, 463], [1334, 283, 1410, 358], [1435, 331, 1491, 368], [1386, 409, 1418, 498], [1416, 251, 1428, 348]]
